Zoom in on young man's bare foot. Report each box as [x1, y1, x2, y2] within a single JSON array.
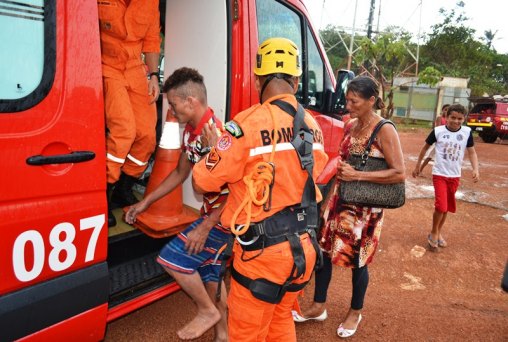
[[177, 308, 221, 340], [302, 302, 326, 319], [213, 333, 228, 342], [212, 313, 228, 342]]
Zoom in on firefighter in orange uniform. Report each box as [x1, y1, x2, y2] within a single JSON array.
[[98, 0, 161, 226], [192, 38, 328, 341]]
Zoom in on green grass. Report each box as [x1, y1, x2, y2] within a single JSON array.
[[391, 117, 433, 133]]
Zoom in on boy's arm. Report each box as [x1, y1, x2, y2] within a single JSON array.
[[434, 116, 442, 128], [413, 129, 437, 178], [412, 143, 431, 178], [467, 146, 480, 182]]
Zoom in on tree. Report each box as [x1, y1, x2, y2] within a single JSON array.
[[417, 66, 442, 87], [317, 1, 508, 109], [483, 29, 498, 51], [418, 66, 443, 124], [354, 28, 414, 118], [419, 2, 508, 96]]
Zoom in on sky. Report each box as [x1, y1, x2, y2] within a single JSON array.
[[305, 0, 508, 54]]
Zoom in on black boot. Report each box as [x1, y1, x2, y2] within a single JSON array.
[[110, 172, 139, 209], [107, 183, 117, 227]]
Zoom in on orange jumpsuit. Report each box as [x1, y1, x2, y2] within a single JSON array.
[[193, 94, 328, 341], [98, 0, 161, 183]]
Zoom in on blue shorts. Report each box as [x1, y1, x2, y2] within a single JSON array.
[[156, 217, 230, 283]]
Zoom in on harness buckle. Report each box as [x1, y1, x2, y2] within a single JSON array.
[[235, 224, 260, 246], [297, 211, 306, 221]]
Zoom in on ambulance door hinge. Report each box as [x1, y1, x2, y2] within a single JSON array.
[[233, 0, 239, 21]]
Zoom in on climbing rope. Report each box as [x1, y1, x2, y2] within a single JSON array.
[[213, 95, 290, 261], [228, 95, 289, 236]]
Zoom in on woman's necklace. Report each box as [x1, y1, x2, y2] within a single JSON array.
[[354, 116, 373, 136]]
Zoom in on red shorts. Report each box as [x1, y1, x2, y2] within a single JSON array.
[[433, 175, 460, 213]]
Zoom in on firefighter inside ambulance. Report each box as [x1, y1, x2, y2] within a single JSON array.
[[97, 0, 161, 227]]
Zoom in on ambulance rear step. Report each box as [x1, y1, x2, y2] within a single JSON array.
[[107, 230, 175, 307]]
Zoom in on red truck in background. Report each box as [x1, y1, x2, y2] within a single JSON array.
[[0, 0, 352, 340], [467, 95, 508, 143]]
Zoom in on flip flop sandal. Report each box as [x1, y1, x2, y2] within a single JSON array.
[[438, 239, 447, 247], [427, 234, 439, 249]]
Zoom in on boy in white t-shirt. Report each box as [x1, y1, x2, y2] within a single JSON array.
[[412, 104, 479, 251], [418, 104, 450, 175]]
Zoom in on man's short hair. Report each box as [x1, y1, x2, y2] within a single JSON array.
[[162, 67, 207, 104]]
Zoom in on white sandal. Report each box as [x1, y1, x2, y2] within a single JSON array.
[[291, 309, 328, 323], [337, 314, 362, 338]]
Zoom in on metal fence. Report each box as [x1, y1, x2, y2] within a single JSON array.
[[392, 86, 470, 121]]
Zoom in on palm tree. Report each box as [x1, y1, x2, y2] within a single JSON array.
[[484, 29, 498, 50]]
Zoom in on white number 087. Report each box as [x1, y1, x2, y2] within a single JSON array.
[[12, 214, 105, 282]]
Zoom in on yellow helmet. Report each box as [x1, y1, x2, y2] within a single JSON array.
[[254, 37, 302, 77]]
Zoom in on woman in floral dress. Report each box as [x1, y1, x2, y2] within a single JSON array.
[[293, 76, 405, 338]]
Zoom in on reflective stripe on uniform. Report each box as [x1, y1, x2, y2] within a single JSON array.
[[107, 153, 125, 164], [249, 142, 324, 157], [127, 153, 148, 166]]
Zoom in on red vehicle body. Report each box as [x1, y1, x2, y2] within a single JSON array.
[[466, 96, 508, 143], [0, 0, 351, 340]]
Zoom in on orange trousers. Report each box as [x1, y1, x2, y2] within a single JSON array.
[[228, 234, 316, 341], [104, 65, 156, 184]]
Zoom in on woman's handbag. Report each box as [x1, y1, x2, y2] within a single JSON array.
[[339, 119, 405, 209]]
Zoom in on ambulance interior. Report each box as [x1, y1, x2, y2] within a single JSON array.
[[107, 0, 228, 308]]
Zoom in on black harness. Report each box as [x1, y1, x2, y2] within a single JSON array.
[[215, 100, 322, 304]]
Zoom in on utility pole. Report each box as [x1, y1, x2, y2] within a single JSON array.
[[319, 0, 326, 29], [347, 0, 358, 70], [415, 0, 422, 75], [365, 0, 376, 76], [367, 0, 376, 39]]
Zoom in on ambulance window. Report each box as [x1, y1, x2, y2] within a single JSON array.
[[0, 0, 55, 112], [256, 0, 304, 100], [306, 26, 324, 109], [256, 0, 302, 47]]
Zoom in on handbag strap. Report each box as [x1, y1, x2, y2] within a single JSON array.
[[359, 119, 396, 166]]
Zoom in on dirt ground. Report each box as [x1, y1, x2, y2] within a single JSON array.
[[105, 130, 508, 342]]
